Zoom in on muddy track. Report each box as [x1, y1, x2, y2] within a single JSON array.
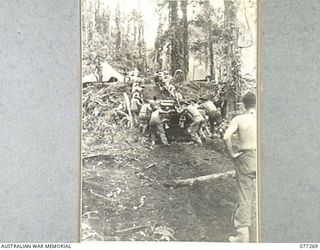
[[82, 136, 256, 242]]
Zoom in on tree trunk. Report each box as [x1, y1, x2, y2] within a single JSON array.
[[154, 20, 163, 70], [224, 0, 240, 113], [115, 4, 121, 59], [163, 170, 236, 189], [209, 28, 214, 79], [104, 9, 110, 39], [138, 19, 146, 73], [169, 0, 178, 76], [181, 0, 189, 79], [204, 1, 214, 80]]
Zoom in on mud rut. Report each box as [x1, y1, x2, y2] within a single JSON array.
[[82, 131, 256, 242]]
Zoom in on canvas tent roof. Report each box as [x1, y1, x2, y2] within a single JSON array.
[[82, 62, 124, 83]]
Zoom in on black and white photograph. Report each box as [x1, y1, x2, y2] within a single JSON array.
[[81, 0, 258, 242]]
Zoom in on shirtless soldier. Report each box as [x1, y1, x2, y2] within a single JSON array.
[[223, 92, 257, 243], [149, 107, 170, 146], [130, 93, 143, 127], [138, 102, 152, 134], [199, 95, 222, 134], [178, 101, 207, 146]]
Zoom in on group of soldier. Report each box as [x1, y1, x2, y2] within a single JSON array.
[[113, 69, 225, 147], [112, 68, 257, 242]]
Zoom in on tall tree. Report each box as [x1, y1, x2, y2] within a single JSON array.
[[138, 17, 146, 72], [223, 0, 240, 111], [204, 0, 215, 79], [181, 0, 189, 79], [168, 0, 179, 75], [154, 18, 165, 70], [189, 0, 221, 80], [115, 2, 121, 60], [102, 8, 111, 38]]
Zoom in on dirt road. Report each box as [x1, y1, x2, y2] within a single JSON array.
[[82, 129, 256, 242]]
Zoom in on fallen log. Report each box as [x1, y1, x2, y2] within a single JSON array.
[[90, 189, 111, 201], [83, 152, 111, 159], [163, 170, 236, 189], [144, 163, 156, 170], [115, 225, 150, 235]]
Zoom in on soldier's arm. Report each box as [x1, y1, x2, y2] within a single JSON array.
[[223, 117, 242, 158], [198, 103, 204, 109], [176, 107, 186, 114], [137, 98, 143, 107]]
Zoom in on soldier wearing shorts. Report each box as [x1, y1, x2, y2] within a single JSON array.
[[149, 107, 170, 146]]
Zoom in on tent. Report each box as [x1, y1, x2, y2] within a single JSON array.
[[82, 62, 125, 83]]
